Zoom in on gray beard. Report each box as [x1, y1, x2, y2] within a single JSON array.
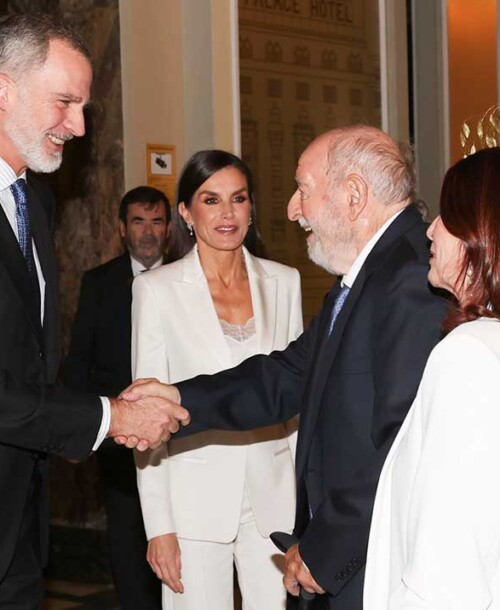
[[4, 120, 63, 174], [307, 239, 343, 276]]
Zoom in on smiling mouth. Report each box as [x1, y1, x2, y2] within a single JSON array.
[[297, 216, 312, 233], [215, 226, 238, 233], [47, 133, 72, 146]]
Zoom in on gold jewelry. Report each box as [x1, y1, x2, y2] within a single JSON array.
[[460, 105, 500, 158]]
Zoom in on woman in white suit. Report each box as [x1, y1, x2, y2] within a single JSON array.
[[364, 147, 500, 610], [132, 150, 302, 610]]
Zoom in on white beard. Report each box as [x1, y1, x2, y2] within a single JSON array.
[[4, 103, 64, 173]]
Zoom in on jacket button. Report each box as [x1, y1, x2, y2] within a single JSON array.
[[346, 564, 353, 573], [335, 572, 344, 581], [351, 558, 359, 566]]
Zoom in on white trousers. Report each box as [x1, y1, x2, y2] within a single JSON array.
[[162, 488, 287, 610]]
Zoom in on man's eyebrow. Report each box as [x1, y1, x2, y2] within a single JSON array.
[[295, 176, 309, 187], [53, 92, 85, 103]]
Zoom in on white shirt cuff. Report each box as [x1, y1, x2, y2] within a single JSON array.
[[92, 396, 111, 451]]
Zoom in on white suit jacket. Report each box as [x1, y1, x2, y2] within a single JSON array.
[[132, 246, 303, 543], [364, 318, 500, 610]]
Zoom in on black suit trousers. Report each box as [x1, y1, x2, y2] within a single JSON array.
[[97, 443, 161, 610], [0, 469, 44, 610]]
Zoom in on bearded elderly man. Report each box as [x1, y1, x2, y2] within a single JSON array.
[[124, 126, 448, 610], [0, 13, 188, 608]]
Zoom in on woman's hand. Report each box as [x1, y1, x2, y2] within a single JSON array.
[[147, 533, 184, 593]]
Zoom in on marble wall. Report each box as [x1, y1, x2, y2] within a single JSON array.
[[0, 0, 124, 524]]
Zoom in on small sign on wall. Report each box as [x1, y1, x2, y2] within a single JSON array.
[[146, 144, 176, 205]]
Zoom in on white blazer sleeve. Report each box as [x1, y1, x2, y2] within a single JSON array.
[[131, 274, 176, 539], [392, 333, 500, 610], [288, 268, 303, 343]]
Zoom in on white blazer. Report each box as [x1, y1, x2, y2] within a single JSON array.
[[364, 318, 500, 610], [132, 246, 303, 543]]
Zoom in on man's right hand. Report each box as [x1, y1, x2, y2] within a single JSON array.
[[147, 533, 184, 593], [120, 378, 181, 404], [107, 389, 190, 451]]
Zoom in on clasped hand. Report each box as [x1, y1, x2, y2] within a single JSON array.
[[284, 543, 325, 596], [108, 378, 189, 451]]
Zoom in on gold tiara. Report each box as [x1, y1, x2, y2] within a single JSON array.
[[460, 105, 500, 157]]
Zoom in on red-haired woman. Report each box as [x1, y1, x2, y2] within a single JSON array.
[[364, 147, 500, 610]]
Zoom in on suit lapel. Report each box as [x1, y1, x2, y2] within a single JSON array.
[[27, 183, 57, 323], [115, 252, 134, 292], [296, 204, 425, 475], [244, 248, 277, 354], [295, 278, 363, 475], [0, 201, 43, 342], [177, 248, 232, 369]]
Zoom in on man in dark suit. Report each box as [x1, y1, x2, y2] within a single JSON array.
[[65, 186, 171, 610], [123, 126, 448, 609], [0, 14, 188, 608]]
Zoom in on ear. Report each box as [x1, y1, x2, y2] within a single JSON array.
[[0, 73, 13, 112], [119, 220, 126, 240], [178, 202, 192, 224], [345, 174, 368, 221]]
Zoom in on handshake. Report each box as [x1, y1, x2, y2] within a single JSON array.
[[108, 379, 187, 451]]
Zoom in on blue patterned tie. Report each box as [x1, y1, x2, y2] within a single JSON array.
[[327, 285, 350, 336], [10, 178, 36, 278]]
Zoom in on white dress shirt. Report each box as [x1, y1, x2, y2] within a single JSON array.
[[0, 158, 46, 322], [130, 254, 163, 277], [342, 208, 404, 288]]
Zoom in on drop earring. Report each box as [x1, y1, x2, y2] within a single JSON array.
[[248, 217, 253, 227], [466, 263, 473, 285], [186, 222, 194, 236]]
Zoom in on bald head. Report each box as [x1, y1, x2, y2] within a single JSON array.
[[322, 125, 415, 208]]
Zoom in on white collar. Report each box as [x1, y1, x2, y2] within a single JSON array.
[[0, 157, 26, 191], [342, 208, 404, 288], [130, 254, 163, 277]]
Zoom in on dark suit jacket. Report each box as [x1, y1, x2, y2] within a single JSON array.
[[0, 173, 101, 580], [64, 253, 133, 398], [64, 253, 137, 492], [176, 205, 448, 609]]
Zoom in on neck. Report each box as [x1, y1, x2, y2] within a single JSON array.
[[197, 243, 247, 284], [355, 201, 407, 253], [0, 131, 26, 175], [130, 253, 162, 270]]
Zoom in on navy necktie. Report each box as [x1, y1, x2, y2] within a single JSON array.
[[10, 178, 41, 315], [327, 285, 350, 336], [10, 178, 36, 278]]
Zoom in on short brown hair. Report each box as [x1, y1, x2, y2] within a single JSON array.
[[440, 147, 500, 331]]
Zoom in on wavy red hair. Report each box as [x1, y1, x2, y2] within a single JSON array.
[[440, 147, 500, 331]]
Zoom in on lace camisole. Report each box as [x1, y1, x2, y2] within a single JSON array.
[[219, 316, 258, 365]]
